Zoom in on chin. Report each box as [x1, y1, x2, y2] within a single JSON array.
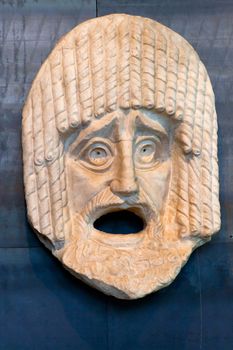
[[56, 203, 195, 299]]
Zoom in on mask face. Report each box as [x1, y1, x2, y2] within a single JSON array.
[[67, 109, 171, 229], [22, 14, 220, 299]]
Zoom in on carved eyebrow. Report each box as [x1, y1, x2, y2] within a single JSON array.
[[69, 114, 119, 152], [135, 112, 170, 137]]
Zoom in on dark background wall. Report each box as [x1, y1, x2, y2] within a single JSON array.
[[0, 1, 233, 349]]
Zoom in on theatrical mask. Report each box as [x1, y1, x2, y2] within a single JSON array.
[[22, 14, 220, 299]]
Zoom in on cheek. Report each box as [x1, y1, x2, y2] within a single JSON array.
[[136, 160, 171, 211], [66, 158, 112, 213]]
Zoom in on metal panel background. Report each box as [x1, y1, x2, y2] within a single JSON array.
[[0, 1, 233, 349]]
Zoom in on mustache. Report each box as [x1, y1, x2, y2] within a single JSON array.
[[77, 186, 158, 224]]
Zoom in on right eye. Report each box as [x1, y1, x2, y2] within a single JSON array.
[[77, 141, 114, 171], [88, 145, 110, 166]]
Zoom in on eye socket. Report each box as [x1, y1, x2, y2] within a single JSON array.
[[88, 146, 109, 166], [77, 141, 113, 171], [135, 138, 160, 168]]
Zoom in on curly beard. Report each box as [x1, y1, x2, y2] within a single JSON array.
[[58, 187, 193, 299]]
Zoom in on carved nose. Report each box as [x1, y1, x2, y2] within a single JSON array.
[[110, 178, 139, 196], [110, 150, 139, 196], [110, 140, 139, 197]]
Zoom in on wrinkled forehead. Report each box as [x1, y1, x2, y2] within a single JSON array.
[[67, 108, 174, 148]]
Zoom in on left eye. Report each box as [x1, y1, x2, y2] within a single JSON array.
[[135, 139, 159, 167]]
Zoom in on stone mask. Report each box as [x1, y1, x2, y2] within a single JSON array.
[[22, 14, 220, 299]]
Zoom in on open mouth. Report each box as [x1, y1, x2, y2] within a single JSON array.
[[93, 209, 145, 234]]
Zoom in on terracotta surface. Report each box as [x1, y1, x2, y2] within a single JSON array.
[[22, 14, 220, 299]]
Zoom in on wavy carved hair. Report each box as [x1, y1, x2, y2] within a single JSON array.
[[22, 14, 220, 245]]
